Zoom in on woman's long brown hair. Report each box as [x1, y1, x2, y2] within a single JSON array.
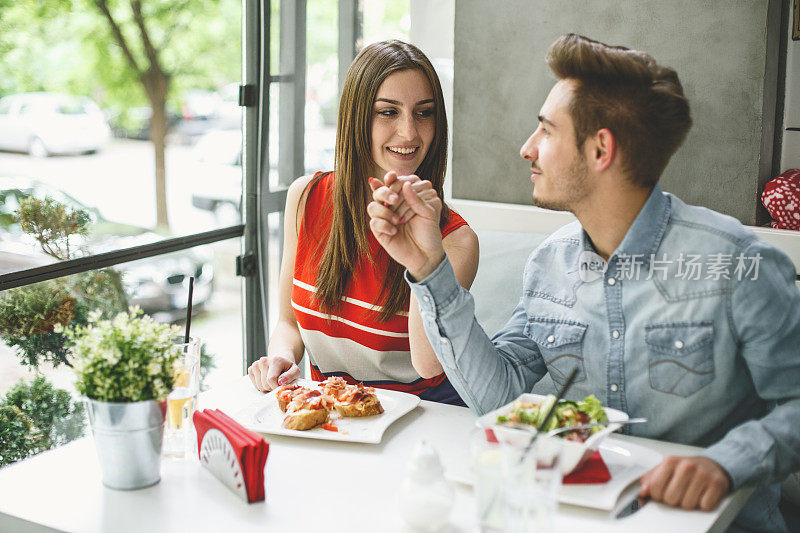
[[306, 40, 449, 322]]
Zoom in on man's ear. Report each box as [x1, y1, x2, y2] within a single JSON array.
[[587, 128, 615, 172]]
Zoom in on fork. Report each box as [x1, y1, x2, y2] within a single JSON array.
[[546, 417, 648, 436]]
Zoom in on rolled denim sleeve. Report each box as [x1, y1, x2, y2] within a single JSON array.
[[702, 241, 800, 489], [406, 255, 547, 415]]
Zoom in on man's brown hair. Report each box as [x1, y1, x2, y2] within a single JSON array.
[[546, 34, 692, 188]]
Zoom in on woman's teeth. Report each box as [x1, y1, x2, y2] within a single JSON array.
[[388, 146, 417, 155]]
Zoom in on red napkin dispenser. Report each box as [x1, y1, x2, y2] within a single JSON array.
[[193, 409, 269, 503]]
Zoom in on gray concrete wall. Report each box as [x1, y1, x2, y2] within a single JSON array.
[[453, 0, 776, 225]]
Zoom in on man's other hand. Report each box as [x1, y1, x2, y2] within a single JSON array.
[[640, 455, 730, 511]]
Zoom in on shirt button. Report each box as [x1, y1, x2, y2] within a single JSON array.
[[441, 338, 448, 344], [612, 330, 620, 339], [423, 295, 430, 303], [547, 335, 555, 343], [610, 383, 619, 392], [674, 340, 684, 349], [607, 278, 617, 286]]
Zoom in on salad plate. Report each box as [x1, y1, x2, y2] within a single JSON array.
[[475, 393, 630, 475]]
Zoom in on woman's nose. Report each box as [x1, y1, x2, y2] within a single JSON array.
[[397, 113, 417, 140]]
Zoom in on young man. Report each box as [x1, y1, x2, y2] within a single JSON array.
[[368, 34, 800, 531]]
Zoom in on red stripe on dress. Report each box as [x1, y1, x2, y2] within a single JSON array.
[[291, 286, 409, 333], [293, 311, 410, 352]]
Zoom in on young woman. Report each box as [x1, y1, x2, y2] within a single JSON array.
[[247, 40, 479, 405]]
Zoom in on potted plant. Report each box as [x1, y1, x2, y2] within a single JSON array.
[[58, 307, 180, 489]]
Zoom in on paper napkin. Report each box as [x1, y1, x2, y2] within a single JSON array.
[[194, 409, 269, 503], [563, 451, 611, 484]]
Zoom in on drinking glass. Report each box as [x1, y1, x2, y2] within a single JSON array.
[[472, 428, 504, 532], [500, 432, 562, 533], [472, 427, 563, 533], [162, 337, 201, 458]]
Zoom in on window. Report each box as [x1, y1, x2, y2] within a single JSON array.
[[0, 0, 412, 466]]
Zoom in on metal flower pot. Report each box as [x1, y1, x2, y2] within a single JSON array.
[[85, 398, 166, 490]]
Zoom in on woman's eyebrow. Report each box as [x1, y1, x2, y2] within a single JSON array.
[[374, 98, 435, 106]]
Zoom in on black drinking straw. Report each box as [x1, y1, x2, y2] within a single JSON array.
[[184, 276, 194, 344]]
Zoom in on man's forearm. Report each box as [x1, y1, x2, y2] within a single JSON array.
[[406, 256, 546, 414], [703, 396, 800, 489]]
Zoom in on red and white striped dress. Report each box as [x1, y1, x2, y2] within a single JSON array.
[[292, 172, 467, 404]]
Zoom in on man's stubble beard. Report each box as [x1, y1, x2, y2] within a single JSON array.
[[531, 154, 590, 213]]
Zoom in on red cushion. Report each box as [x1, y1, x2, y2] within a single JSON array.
[[762, 169, 800, 230]]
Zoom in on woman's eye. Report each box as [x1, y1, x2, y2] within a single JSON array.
[[377, 109, 397, 117], [417, 108, 434, 118]]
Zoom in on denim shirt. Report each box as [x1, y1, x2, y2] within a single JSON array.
[[408, 185, 800, 531]]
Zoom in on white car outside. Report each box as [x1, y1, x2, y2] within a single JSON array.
[[0, 92, 110, 157]]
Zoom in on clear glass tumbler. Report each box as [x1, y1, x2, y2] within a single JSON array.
[[162, 336, 201, 458], [500, 431, 562, 533]]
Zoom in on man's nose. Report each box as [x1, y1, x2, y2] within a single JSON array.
[[520, 133, 537, 161]]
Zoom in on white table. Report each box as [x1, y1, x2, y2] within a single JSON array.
[[0, 377, 752, 533]]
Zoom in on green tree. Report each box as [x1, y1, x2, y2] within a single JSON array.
[[3, 376, 86, 451], [0, 0, 241, 230], [0, 198, 128, 368]]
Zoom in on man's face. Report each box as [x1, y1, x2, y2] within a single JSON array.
[[520, 79, 590, 212]]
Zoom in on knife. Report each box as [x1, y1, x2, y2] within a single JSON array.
[[614, 480, 650, 519]]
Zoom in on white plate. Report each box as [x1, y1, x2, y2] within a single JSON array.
[[475, 393, 630, 475], [231, 379, 421, 444], [446, 437, 663, 511]]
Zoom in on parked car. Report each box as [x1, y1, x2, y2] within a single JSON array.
[[189, 130, 245, 224], [188, 126, 333, 224], [0, 93, 110, 157], [0, 176, 214, 316], [108, 106, 181, 141], [171, 85, 241, 145]]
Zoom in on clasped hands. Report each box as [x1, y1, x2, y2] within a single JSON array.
[[367, 171, 446, 280]]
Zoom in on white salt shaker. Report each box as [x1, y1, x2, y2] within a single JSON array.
[[397, 440, 454, 532]]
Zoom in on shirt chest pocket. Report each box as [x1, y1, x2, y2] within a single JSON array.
[[524, 318, 588, 385], [645, 322, 715, 396]]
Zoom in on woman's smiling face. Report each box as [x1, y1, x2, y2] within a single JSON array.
[[370, 69, 436, 179]]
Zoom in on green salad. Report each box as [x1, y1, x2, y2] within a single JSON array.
[[496, 395, 609, 441]]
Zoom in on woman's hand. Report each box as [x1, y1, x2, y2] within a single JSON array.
[[247, 354, 301, 392], [369, 171, 430, 225], [368, 173, 446, 281]]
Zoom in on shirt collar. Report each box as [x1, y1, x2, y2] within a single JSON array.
[[579, 184, 671, 268]]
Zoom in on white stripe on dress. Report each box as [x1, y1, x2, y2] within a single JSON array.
[[293, 278, 409, 317], [297, 327, 419, 383], [291, 301, 410, 338]]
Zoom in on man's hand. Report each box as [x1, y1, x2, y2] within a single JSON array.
[[369, 171, 426, 225], [640, 455, 730, 511], [367, 172, 445, 281]]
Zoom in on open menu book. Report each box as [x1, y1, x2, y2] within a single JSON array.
[[193, 409, 269, 503]]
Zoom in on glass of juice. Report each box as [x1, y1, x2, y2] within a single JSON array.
[[162, 337, 201, 458]]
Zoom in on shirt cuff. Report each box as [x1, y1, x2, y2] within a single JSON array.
[[702, 439, 762, 491], [404, 255, 463, 318]]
